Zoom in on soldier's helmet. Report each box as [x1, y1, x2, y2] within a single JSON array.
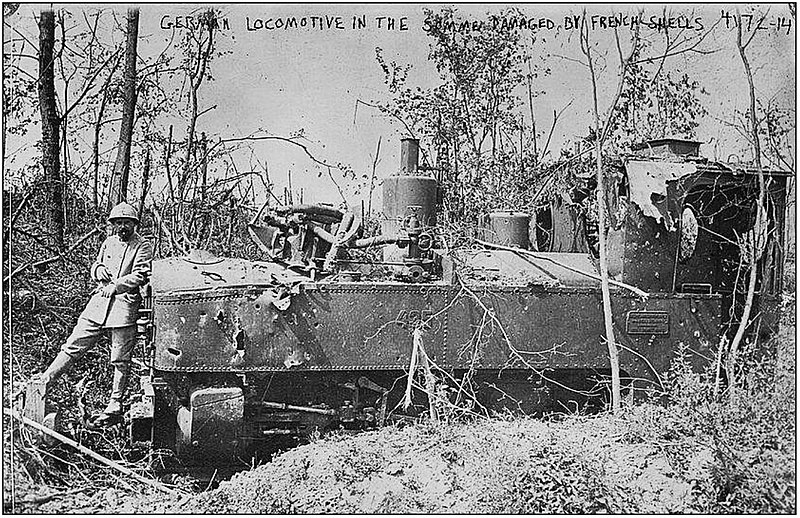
[[109, 202, 139, 223]]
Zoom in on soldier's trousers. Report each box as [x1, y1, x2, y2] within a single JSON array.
[[60, 318, 136, 401]]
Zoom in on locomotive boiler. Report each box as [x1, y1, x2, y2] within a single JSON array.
[[129, 138, 789, 470]]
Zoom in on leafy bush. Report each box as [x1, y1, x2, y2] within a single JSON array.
[[625, 331, 795, 514], [504, 442, 620, 513]]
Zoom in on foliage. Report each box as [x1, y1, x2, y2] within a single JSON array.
[[624, 331, 795, 514], [727, 97, 796, 172], [606, 39, 708, 154], [374, 7, 547, 226], [501, 440, 619, 513]]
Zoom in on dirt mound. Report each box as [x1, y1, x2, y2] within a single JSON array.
[[166, 414, 704, 514]]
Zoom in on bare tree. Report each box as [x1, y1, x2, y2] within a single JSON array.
[[91, 52, 121, 211], [107, 7, 139, 209], [177, 9, 217, 200], [726, 9, 770, 401], [37, 9, 64, 248], [579, 12, 641, 413]]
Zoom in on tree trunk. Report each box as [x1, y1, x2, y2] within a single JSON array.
[[37, 9, 64, 249], [200, 132, 208, 202], [581, 14, 623, 412], [164, 125, 175, 205], [727, 12, 768, 402], [92, 64, 116, 214], [138, 149, 151, 221], [108, 7, 139, 210], [526, 56, 538, 163], [595, 144, 621, 413]]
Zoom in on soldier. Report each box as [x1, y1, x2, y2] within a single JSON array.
[[33, 202, 153, 424]]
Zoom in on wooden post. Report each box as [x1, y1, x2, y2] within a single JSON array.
[[23, 380, 47, 424]]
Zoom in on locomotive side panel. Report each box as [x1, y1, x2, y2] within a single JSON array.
[[445, 288, 720, 390], [153, 282, 720, 390], [153, 284, 452, 372]]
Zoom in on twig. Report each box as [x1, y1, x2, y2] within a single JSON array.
[[11, 187, 36, 227], [354, 99, 416, 138], [150, 202, 185, 256], [4, 408, 185, 497], [541, 99, 574, 159], [4, 226, 103, 283], [367, 136, 382, 216], [16, 486, 91, 505], [415, 328, 439, 422], [403, 329, 421, 410], [326, 166, 347, 205], [457, 277, 598, 398], [474, 238, 648, 298], [614, 340, 664, 391], [218, 134, 339, 169], [204, 469, 218, 492]]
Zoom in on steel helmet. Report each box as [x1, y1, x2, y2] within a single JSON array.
[[109, 202, 139, 223]]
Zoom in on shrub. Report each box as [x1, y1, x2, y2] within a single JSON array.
[[625, 331, 795, 514]]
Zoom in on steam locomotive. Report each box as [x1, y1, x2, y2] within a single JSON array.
[[128, 138, 789, 470]]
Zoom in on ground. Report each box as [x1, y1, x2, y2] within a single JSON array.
[[4, 413, 706, 514]]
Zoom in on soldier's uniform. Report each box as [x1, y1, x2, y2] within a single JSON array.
[[39, 202, 152, 418], [61, 230, 152, 401]]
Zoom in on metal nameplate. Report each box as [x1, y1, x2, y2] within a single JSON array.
[[626, 310, 670, 335]]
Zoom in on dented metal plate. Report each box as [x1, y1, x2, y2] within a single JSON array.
[[153, 280, 720, 387], [153, 284, 452, 371]]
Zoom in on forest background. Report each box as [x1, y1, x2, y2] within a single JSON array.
[[1, 3, 795, 514]]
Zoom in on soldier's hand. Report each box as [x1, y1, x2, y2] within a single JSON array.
[[100, 282, 117, 298], [96, 266, 112, 282]]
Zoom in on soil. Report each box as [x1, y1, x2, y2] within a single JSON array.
[[4, 412, 710, 514]]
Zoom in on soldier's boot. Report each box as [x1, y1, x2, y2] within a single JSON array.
[[102, 360, 131, 417], [20, 351, 74, 400], [39, 351, 75, 386]]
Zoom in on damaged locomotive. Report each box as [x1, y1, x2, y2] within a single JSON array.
[[129, 138, 788, 469]]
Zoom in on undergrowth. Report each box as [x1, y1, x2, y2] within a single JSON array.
[[624, 331, 795, 514]]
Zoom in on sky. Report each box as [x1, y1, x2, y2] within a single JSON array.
[[3, 3, 795, 210]]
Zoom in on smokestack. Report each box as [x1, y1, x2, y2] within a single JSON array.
[[400, 138, 419, 175]]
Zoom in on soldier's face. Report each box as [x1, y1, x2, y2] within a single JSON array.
[[110, 218, 136, 241]]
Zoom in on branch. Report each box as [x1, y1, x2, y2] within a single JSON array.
[[3, 21, 39, 53], [5, 226, 103, 283], [218, 134, 339, 169], [632, 16, 722, 66], [196, 103, 217, 118], [10, 188, 36, 227], [4, 407, 183, 496], [354, 99, 416, 138], [599, 25, 640, 145], [742, 9, 770, 50], [475, 238, 649, 298], [456, 277, 598, 398], [326, 166, 347, 205], [541, 99, 574, 159], [63, 49, 121, 120]]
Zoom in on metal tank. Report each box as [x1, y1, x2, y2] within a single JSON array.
[[382, 138, 437, 263], [484, 210, 531, 249]]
